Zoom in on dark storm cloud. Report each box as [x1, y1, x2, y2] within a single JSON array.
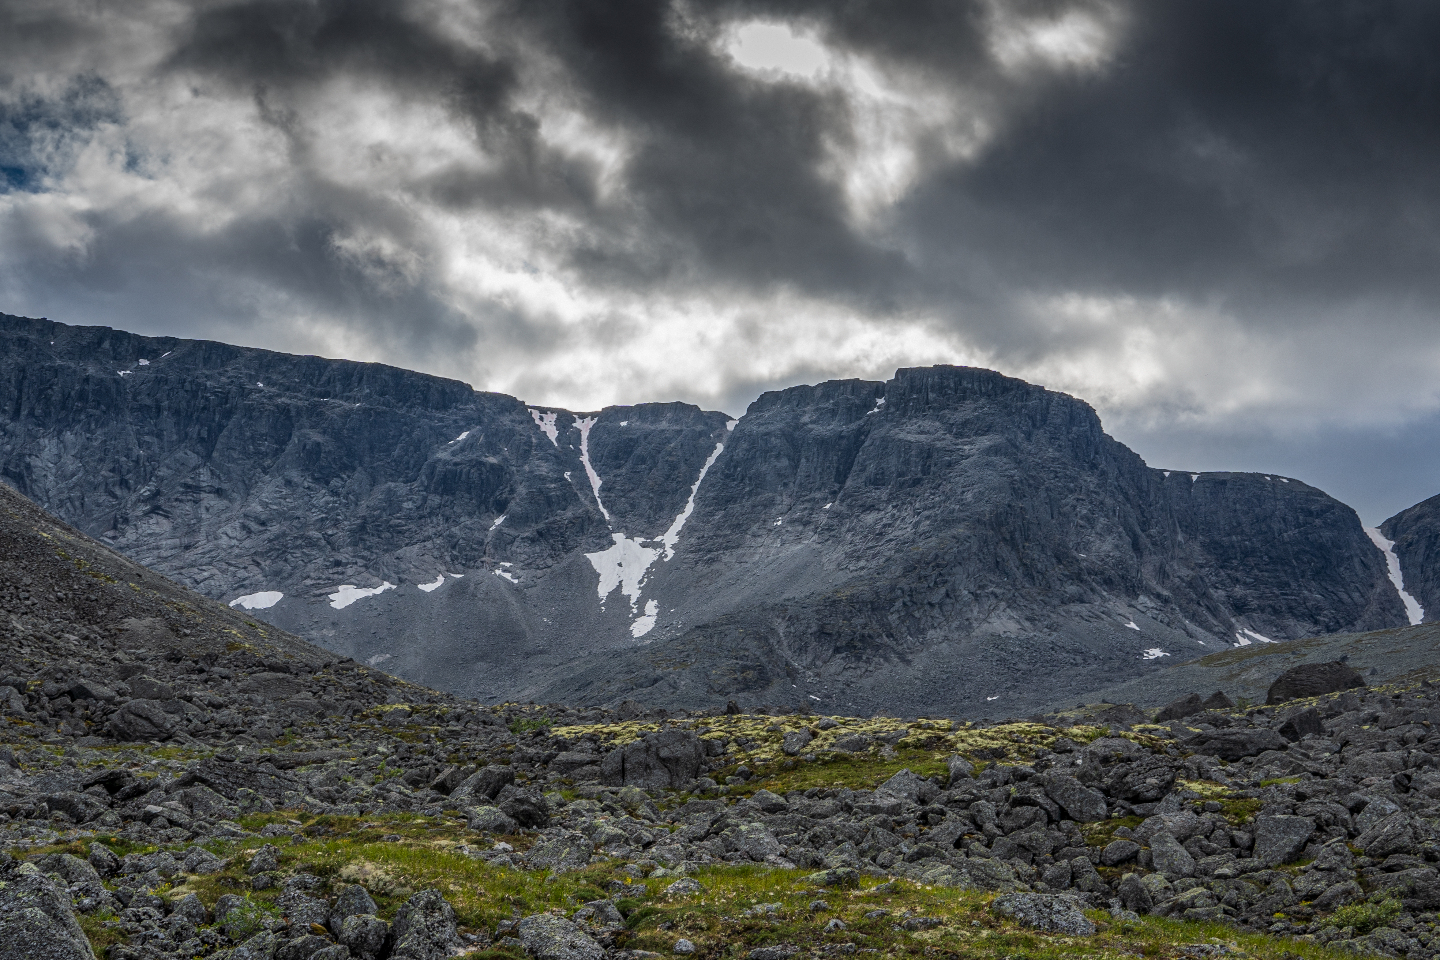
[[3, 0, 1440, 519]]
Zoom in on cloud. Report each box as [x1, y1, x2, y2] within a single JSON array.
[[2, 0, 1440, 517]]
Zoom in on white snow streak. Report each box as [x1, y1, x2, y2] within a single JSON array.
[[1124, 619, 1140, 631], [230, 591, 283, 610], [586, 534, 659, 612], [495, 569, 519, 584], [1241, 627, 1277, 644], [450, 430, 470, 444], [328, 582, 395, 610], [1190, 473, 1200, 482], [1365, 526, 1426, 625], [574, 416, 610, 522], [418, 574, 446, 593], [658, 441, 724, 560], [867, 397, 887, 415], [367, 654, 392, 666], [631, 599, 659, 638], [1141, 648, 1170, 660], [986, 695, 1000, 701], [138, 359, 149, 366], [726, 420, 738, 432], [529, 409, 559, 445], [489, 514, 505, 530]]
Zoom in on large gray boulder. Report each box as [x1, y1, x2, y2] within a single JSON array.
[[1042, 774, 1107, 822], [990, 893, 1095, 935], [600, 730, 705, 791], [1267, 661, 1365, 704], [390, 889, 461, 960], [450, 765, 514, 803], [518, 914, 606, 960], [0, 859, 97, 960], [105, 698, 178, 741], [1253, 816, 1315, 866], [1182, 728, 1287, 760]]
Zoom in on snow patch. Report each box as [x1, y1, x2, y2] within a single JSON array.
[[1365, 526, 1426, 625], [986, 695, 1000, 701], [823, 502, 833, 510], [256, 382, 263, 388], [773, 518, 783, 526], [367, 654, 392, 666], [1240, 627, 1277, 644], [726, 420, 738, 432], [631, 599, 659, 638], [619, 420, 629, 426], [490, 514, 505, 531], [1162, 471, 1170, 478], [658, 441, 724, 560], [574, 416, 610, 522], [495, 569, 518, 584], [529, 409, 559, 445], [1141, 648, 1170, 660], [867, 397, 886, 415], [1190, 473, 1199, 482], [328, 582, 395, 610], [450, 430, 470, 444], [230, 591, 283, 610], [138, 359, 149, 366], [117, 370, 131, 377], [418, 574, 446, 593], [586, 533, 659, 611], [1124, 619, 1140, 631]]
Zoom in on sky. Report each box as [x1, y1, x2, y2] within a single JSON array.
[[2, 0, 1439, 523]]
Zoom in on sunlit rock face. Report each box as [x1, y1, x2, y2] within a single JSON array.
[[0, 314, 1407, 716]]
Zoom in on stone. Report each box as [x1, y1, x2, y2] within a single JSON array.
[[751, 789, 788, 814], [105, 699, 178, 741], [946, 755, 975, 782], [275, 935, 333, 960], [803, 868, 860, 889], [466, 805, 519, 834], [1101, 839, 1141, 866], [329, 885, 379, 933], [247, 844, 280, 875], [1117, 873, 1154, 914], [1201, 691, 1234, 710], [1155, 693, 1206, 722], [518, 914, 606, 960], [1182, 728, 1288, 761], [0, 861, 97, 960], [1358, 813, 1419, 860], [876, 768, 926, 803], [781, 730, 812, 756], [1266, 661, 1365, 704], [338, 914, 389, 960], [451, 765, 514, 802], [527, 833, 595, 873], [1252, 816, 1314, 866], [1042, 774, 1108, 822], [500, 792, 551, 829], [1277, 707, 1325, 742], [664, 878, 703, 896], [128, 676, 175, 700], [990, 893, 1096, 935], [600, 730, 705, 791], [390, 889, 461, 960], [1148, 831, 1196, 878]]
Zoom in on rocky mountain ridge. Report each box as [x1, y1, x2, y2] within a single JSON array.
[[0, 313, 1415, 715]]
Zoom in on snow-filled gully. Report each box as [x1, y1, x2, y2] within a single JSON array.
[[1366, 526, 1426, 626]]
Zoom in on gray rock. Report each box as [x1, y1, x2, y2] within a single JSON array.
[[781, 730, 812, 756], [1253, 815, 1314, 866], [1155, 693, 1206, 722], [1101, 838, 1141, 866], [946, 755, 975, 782], [390, 889, 461, 960], [1267, 661, 1365, 704], [247, 844, 280, 875], [1117, 873, 1154, 914], [451, 765, 514, 803], [1358, 813, 1419, 860], [1277, 707, 1325, 741], [518, 914, 606, 960], [105, 698, 178, 740], [0, 861, 96, 960], [875, 768, 925, 803], [1148, 831, 1196, 878], [275, 935, 332, 960], [128, 676, 175, 700], [526, 833, 595, 873], [1042, 774, 1108, 822], [338, 914, 389, 960], [466, 805, 519, 834], [329, 884, 379, 933], [751, 789, 788, 814], [600, 730, 705, 791], [990, 892, 1096, 935], [1356, 796, 1403, 834], [1182, 728, 1288, 760]]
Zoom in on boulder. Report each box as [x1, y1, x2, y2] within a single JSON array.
[[876, 768, 926, 803], [466, 806, 518, 834], [1201, 691, 1234, 710], [781, 729, 812, 756], [1266, 661, 1364, 704], [339, 914, 389, 960], [1042, 774, 1108, 822], [990, 893, 1096, 935], [600, 730, 705, 791], [519, 915, 607, 960], [390, 889, 461, 960], [526, 833, 595, 873], [450, 765, 514, 802], [1277, 707, 1325, 742], [127, 676, 175, 700], [1253, 816, 1314, 866], [1155, 693, 1205, 722], [1148, 831, 1196, 878], [0, 860, 97, 960], [105, 699, 178, 741], [1182, 728, 1287, 761]]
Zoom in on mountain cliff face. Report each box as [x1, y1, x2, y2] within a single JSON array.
[[0, 314, 1410, 715], [1381, 494, 1440, 624]]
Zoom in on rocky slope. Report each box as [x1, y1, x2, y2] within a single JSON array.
[[1382, 495, 1440, 626], [0, 313, 1412, 715], [2, 453, 1439, 960]]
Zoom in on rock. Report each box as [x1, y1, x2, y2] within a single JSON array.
[[1253, 816, 1314, 866], [451, 765, 514, 802], [0, 860, 97, 960], [518, 914, 606, 960], [527, 833, 595, 873], [946, 755, 974, 782], [1117, 873, 1154, 914], [247, 844, 280, 875], [66, 680, 117, 703], [338, 914, 389, 960], [1358, 813, 1419, 860], [128, 676, 175, 700], [990, 893, 1096, 935], [1266, 661, 1365, 704], [329, 885, 379, 933], [1155, 693, 1206, 722], [876, 768, 926, 803], [500, 792, 551, 829], [1042, 774, 1108, 822], [1148, 831, 1196, 878], [664, 878, 703, 896], [781, 730, 812, 756], [803, 867, 860, 889], [1182, 728, 1288, 760], [466, 805, 519, 834], [275, 935, 332, 960], [746, 947, 797, 960], [751, 789, 788, 814], [1356, 796, 1403, 834], [600, 730, 705, 791], [87, 842, 120, 878], [1277, 707, 1325, 742], [1102, 839, 1141, 866], [1201, 691, 1234, 710], [105, 699, 178, 741], [390, 889, 461, 960]]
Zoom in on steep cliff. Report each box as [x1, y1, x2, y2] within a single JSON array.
[[0, 313, 1409, 714]]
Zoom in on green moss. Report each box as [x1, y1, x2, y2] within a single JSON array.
[[1327, 896, 1401, 934]]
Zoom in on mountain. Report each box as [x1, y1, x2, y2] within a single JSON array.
[[1380, 493, 1440, 625], [0, 313, 1411, 715]]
